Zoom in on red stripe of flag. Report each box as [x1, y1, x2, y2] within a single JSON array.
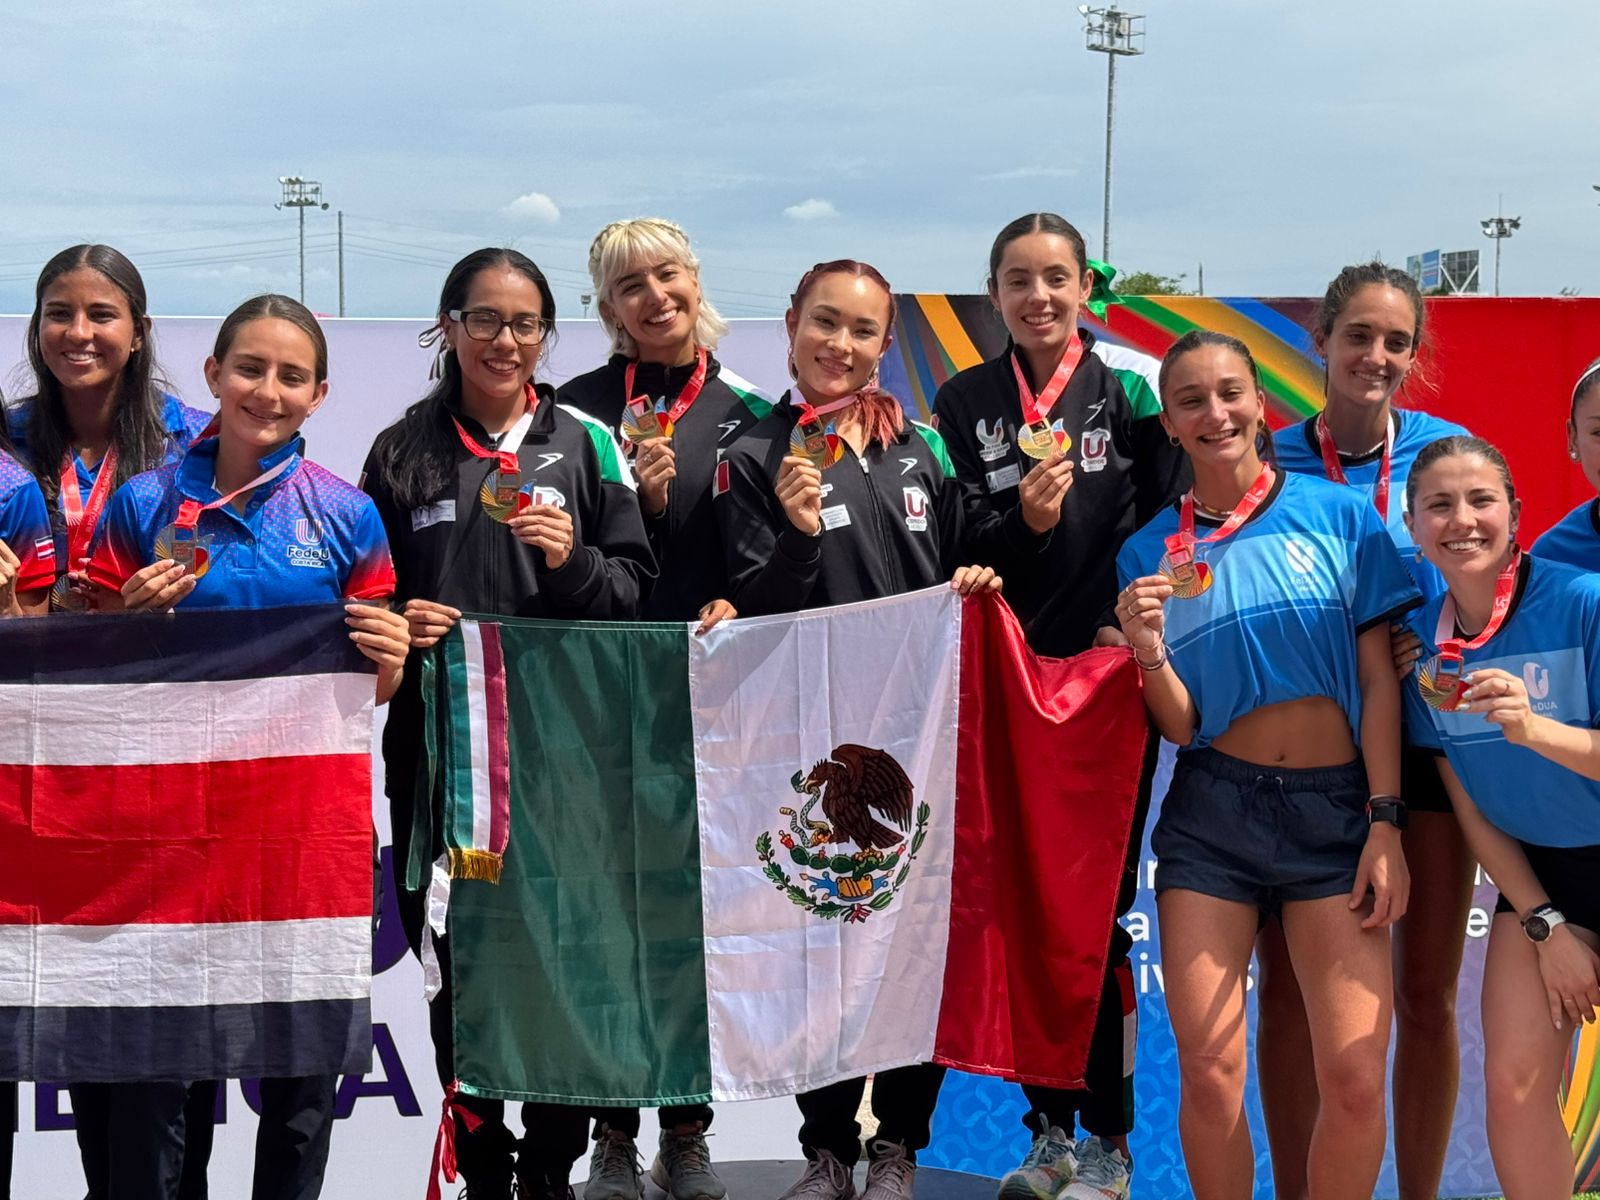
[[480, 621, 511, 858], [0, 754, 373, 925]]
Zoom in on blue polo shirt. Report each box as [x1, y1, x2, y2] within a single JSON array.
[[1403, 556, 1600, 846], [1117, 470, 1421, 749], [1531, 500, 1600, 573], [88, 436, 395, 607], [0, 450, 55, 593]]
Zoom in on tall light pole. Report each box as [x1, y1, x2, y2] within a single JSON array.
[[275, 177, 330, 304], [1080, 5, 1145, 264], [1479, 194, 1521, 297]]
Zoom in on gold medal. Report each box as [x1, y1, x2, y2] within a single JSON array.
[[621, 399, 672, 447], [153, 524, 213, 580], [1157, 552, 1213, 599], [1417, 655, 1466, 712], [49, 575, 88, 612], [790, 418, 843, 470], [479, 475, 531, 523], [1017, 419, 1071, 461]]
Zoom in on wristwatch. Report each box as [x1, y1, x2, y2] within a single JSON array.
[[1365, 795, 1408, 830], [1523, 903, 1568, 943]]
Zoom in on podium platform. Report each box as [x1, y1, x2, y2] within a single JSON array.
[[643, 1160, 998, 1200]]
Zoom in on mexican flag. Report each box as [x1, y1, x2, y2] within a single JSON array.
[[419, 588, 1146, 1106]]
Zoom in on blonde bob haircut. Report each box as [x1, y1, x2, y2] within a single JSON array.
[[587, 217, 730, 357]]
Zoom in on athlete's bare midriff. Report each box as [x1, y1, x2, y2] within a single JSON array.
[[1211, 695, 1358, 768]]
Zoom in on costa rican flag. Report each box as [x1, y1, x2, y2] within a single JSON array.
[[0, 607, 375, 1081]]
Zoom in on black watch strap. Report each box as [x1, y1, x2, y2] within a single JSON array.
[[1365, 796, 1408, 830]]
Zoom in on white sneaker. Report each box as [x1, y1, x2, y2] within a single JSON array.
[[996, 1121, 1078, 1200], [861, 1139, 915, 1200], [584, 1131, 644, 1200], [1061, 1138, 1130, 1200], [777, 1149, 857, 1200]]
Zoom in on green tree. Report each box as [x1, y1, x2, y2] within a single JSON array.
[[1115, 269, 1191, 296]]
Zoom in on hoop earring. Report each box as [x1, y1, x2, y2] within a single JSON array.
[[787, 350, 797, 380], [1168, 435, 1180, 447]]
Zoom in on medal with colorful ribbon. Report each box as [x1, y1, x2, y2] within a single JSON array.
[[1159, 464, 1275, 599], [152, 454, 297, 582], [788, 393, 854, 471], [51, 446, 120, 611], [1316, 413, 1393, 520], [620, 347, 708, 447], [1418, 548, 1522, 711], [454, 387, 537, 522], [1011, 339, 1081, 460]]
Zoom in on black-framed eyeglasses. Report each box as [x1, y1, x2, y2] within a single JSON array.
[[448, 309, 546, 345]]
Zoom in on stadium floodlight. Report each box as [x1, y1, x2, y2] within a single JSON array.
[[1479, 195, 1521, 297], [275, 177, 331, 304], [1080, 6, 1145, 264]]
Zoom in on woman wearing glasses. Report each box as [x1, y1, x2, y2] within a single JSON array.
[[360, 248, 654, 1200]]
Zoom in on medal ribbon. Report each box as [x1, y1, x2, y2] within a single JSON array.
[[795, 391, 861, 426], [1164, 464, 1276, 567], [1434, 548, 1522, 671], [1010, 336, 1085, 429], [59, 446, 119, 568], [450, 385, 536, 477], [1316, 413, 1393, 520], [174, 454, 297, 534], [623, 346, 709, 427]]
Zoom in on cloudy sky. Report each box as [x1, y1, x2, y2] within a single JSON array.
[[2, 0, 1597, 320]]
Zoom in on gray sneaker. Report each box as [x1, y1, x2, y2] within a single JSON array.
[[584, 1131, 644, 1200], [777, 1150, 857, 1200], [861, 1139, 915, 1200], [650, 1129, 729, 1200], [997, 1121, 1078, 1200], [1061, 1138, 1130, 1200]]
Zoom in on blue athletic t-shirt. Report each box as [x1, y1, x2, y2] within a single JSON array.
[[1531, 500, 1600, 572], [0, 450, 56, 593], [1403, 557, 1600, 846], [1274, 407, 1470, 603], [1117, 470, 1421, 749], [6, 393, 212, 571], [88, 435, 396, 608]]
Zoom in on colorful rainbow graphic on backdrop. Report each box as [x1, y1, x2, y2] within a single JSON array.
[[886, 289, 1600, 1193], [884, 293, 1327, 424]]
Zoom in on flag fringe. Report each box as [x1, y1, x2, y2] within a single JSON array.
[[448, 848, 503, 883]]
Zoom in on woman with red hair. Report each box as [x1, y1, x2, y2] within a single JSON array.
[[715, 260, 999, 1200]]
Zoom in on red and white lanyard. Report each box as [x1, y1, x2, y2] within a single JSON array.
[[1434, 549, 1522, 672], [624, 346, 709, 426], [1010, 337, 1085, 429], [451, 387, 537, 476], [59, 446, 119, 569], [1164, 464, 1276, 568], [173, 454, 297, 536], [1316, 413, 1393, 520]]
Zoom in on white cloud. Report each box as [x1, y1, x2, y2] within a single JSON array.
[[783, 198, 838, 222], [501, 192, 561, 225]]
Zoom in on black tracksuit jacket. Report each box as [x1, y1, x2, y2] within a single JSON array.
[[557, 352, 771, 621], [715, 393, 964, 615]]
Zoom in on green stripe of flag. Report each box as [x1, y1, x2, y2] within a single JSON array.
[[447, 618, 712, 1104]]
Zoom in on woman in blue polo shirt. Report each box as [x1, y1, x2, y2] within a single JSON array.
[[1402, 433, 1600, 1198], [87, 293, 408, 1200], [4, 244, 210, 610], [1531, 357, 1600, 571], [1265, 262, 1474, 1200], [1114, 330, 1419, 1200]]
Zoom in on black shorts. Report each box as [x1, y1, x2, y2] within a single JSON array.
[[1153, 747, 1369, 915], [1492, 841, 1600, 935], [1400, 742, 1452, 815]]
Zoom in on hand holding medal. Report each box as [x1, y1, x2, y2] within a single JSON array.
[[1116, 575, 1175, 666], [509, 501, 575, 569], [1418, 549, 1522, 712], [776, 455, 824, 536], [1456, 666, 1539, 744], [633, 439, 677, 518]]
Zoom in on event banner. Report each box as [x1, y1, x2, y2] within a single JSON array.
[[424, 590, 1146, 1106]]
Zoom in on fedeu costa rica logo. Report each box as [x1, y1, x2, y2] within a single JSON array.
[[288, 518, 332, 568]]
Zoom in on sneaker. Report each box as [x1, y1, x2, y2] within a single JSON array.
[[650, 1129, 729, 1200], [997, 1121, 1078, 1200], [1061, 1138, 1130, 1200], [861, 1139, 915, 1200], [777, 1149, 857, 1200], [585, 1131, 644, 1200]]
